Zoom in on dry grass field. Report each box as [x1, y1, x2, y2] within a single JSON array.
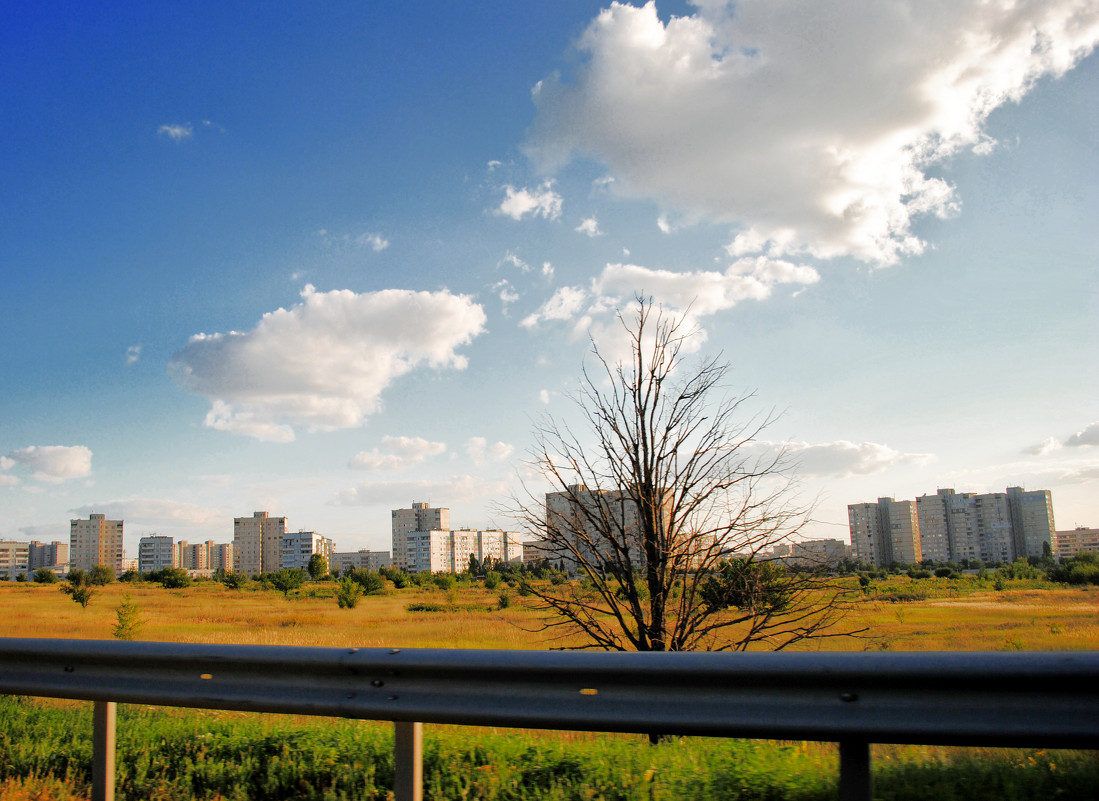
[[0, 576, 1097, 652]]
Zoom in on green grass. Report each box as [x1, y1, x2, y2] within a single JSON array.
[[1, 697, 1097, 800]]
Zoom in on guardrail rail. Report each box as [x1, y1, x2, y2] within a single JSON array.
[[1, 639, 1097, 801]]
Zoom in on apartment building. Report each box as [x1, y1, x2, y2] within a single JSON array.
[[233, 512, 287, 575], [852, 487, 1056, 566], [138, 535, 176, 573], [789, 539, 849, 568], [330, 549, 391, 574], [69, 513, 124, 572], [1055, 527, 1099, 559], [391, 502, 450, 570], [544, 484, 676, 570], [208, 541, 234, 571], [281, 530, 335, 571], [849, 498, 921, 566], [401, 528, 523, 573], [28, 540, 68, 571], [176, 541, 209, 570], [0, 541, 30, 580]]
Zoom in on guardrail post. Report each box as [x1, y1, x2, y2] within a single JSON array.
[[394, 721, 422, 801], [92, 701, 116, 801], [838, 740, 871, 801]]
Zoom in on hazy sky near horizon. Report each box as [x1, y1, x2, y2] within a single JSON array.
[[3, 1, 1097, 556]]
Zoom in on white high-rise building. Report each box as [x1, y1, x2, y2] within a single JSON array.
[[0, 541, 30, 580], [331, 550, 391, 574], [281, 530, 335, 571], [392, 502, 449, 570], [401, 528, 524, 573], [138, 535, 176, 573], [70, 514, 124, 572]]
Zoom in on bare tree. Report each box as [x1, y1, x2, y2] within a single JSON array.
[[515, 297, 860, 652]]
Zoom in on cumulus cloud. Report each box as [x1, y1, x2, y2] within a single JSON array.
[[349, 435, 447, 471], [331, 475, 509, 506], [527, 1, 1099, 264], [1066, 422, 1099, 448], [169, 285, 486, 441], [575, 217, 602, 237], [68, 498, 223, 528], [520, 256, 818, 337], [539, 389, 550, 404], [1022, 436, 1063, 456], [4, 445, 93, 482], [497, 182, 564, 220], [750, 439, 934, 478], [158, 124, 193, 141], [125, 344, 142, 365], [465, 437, 515, 466]]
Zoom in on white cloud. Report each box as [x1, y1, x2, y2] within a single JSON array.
[[349, 435, 447, 471], [4, 445, 93, 482], [68, 497, 223, 528], [520, 285, 590, 329], [1066, 422, 1099, 448], [539, 389, 550, 404], [331, 474, 509, 507], [500, 252, 531, 272], [170, 285, 486, 441], [125, 344, 142, 365], [0, 474, 19, 487], [521, 256, 819, 339], [158, 124, 193, 142], [541, 261, 555, 278], [1023, 436, 1063, 456], [527, 1, 1099, 264], [494, 279, 520, 311], [465, 436, 515, 466], [575, 217, 602, 237], [757, 440, 935, 478], [356, 232, 390, 251], [497, 182, 564, 221]]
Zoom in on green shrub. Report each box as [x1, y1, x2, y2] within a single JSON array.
[[484, 571, 502, 590], [335, 578, 364, 609], [88, 564, 115, 586], [33, 568, 59, 584], [112, 594, 144, 640]]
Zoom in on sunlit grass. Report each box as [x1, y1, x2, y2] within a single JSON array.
[[2, 576, 1097, 652]]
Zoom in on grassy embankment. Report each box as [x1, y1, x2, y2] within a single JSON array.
[[1, 577, 1097, 799]]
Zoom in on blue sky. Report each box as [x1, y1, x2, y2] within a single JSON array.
[[2, 1, 1097, 556]]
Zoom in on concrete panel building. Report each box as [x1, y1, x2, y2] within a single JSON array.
[[233, 512, 287, 575], [401, 528, 524, 573], [138, 535, 176, 573], [392, 502, 450, 570], [1007, 487, 1056, 559], [69, 513, 124, 572], [849, 498, 921, 566], [28, 540, 68, 570], [331, 550, 391, 574], [1055, 527, 1099, 559], [0, 541, 30, 580], [281, 530, 335, 571]]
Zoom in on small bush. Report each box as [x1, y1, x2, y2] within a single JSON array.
[[406, 603, 447, 613], [335, 578, 363, 609], [112, 594, 144, 640], [433, 573, 457, 591], [497, 589, 512, 610], [60, 583, 95, 608], [33, 568, 59, 584], [484, 571, 502, 590], [88, 564, 115, 586]]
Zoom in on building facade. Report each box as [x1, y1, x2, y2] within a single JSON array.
[[391, 502, 450, 570], [138, 535, 176, 573], [849, 498, 921, 566], [401, 528, 524, 573], [0, 541, 30, 580], [233, 511, 288, 575], [28, 540, 68, 571], [1055, 527, 1099, 559], [852, 487, 1056, 566], [69, 513, 124, 572], [280, 530, 335, 571], [330, 550, 392, 574]]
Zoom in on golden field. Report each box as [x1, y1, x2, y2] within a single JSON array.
[[1, 576, 1097, 652]]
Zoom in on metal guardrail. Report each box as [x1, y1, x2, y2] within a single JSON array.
[[1, 638, 1097, 801]]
